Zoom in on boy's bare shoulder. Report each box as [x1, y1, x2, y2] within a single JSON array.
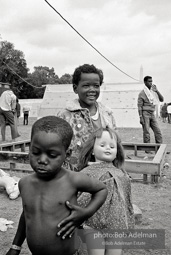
[[64, 168, 88, 183], [19, 173, 36, 186]]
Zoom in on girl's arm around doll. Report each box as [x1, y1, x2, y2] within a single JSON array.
[[57, 171, 108, 239]]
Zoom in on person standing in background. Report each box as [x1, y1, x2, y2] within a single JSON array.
[[16, 98, 21, 125], [161, 103, 168, 123], [0, 89, 19, 142], [137, 76, 164, 147], [167, 103, 171, 124], [13, 97, 20, 138], [23, 105, 30, 125]]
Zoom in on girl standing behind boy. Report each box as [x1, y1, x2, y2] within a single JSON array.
[[58, 64, 117, 171], [77, 127, 135, 255]]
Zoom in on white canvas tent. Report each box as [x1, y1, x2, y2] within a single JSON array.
[[38, 82, 144, 127]]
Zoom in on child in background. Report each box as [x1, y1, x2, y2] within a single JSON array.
[[77, 127, 134, 255], [6, 116, 107, 255], [58, 64, 117, 171]]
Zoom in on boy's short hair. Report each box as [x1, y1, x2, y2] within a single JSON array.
[[31, 116, 73, 150], [72, 64, 104, 87]]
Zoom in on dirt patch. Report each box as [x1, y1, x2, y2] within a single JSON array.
[[0, 118, 171, 255]]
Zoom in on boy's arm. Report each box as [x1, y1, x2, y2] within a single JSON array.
[[57, 172, 107, 239], [77, 173, 108, 217], [6, 211, 26, 255], [6, 179, 26, 255]]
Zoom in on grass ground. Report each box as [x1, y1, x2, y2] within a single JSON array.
[[0, 117, 171, 255]]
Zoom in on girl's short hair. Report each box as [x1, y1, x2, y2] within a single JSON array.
[[72, 64, 104, 87], [78, 127, 125, 171]]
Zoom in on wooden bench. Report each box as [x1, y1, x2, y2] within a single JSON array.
[[122, 143, 167, 183], [0, 141, 167, 183]]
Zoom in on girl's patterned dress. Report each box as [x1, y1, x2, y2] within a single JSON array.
[[58, 99, 117, 171], [78, 162, 134, 230]]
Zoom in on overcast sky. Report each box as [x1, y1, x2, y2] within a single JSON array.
[[1, 0, 171, 101]]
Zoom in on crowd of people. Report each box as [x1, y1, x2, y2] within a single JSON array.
[[0, 64, 166, 255]]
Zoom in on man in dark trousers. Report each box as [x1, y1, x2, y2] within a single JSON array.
[[23, 105, 30, 125], [137, 76, 164, 148], [0, 88, 19, 142]]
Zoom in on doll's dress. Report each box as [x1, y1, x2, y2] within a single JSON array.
[[78, 162, 134, 230]]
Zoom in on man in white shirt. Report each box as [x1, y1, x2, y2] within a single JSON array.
[[0, 89, 19, 142], [167, 103, 171, 124]]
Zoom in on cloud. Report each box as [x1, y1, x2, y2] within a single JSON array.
[[67, 0, 110, 10], [1, 0, 171, 102], [0, 1, 58, 35], [128, 0, 171, 22]]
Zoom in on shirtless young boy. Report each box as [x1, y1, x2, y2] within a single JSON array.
[[6, 116, 107, 255]]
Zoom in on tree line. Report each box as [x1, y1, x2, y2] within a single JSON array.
[[0, 40, 72, 99]]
